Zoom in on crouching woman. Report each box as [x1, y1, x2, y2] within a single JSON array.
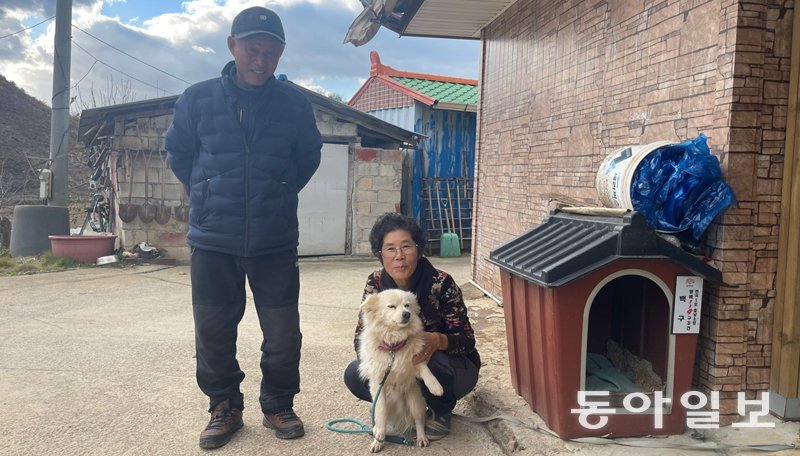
[[343, 212, 481, 440]]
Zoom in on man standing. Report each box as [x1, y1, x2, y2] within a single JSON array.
[[165, 6, 322, 449]]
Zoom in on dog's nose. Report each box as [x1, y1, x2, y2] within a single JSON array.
[[402, 311, 411, 322]]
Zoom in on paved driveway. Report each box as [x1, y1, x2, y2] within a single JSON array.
[[5, 255, 798, 456], [0, 256, 505, 456]]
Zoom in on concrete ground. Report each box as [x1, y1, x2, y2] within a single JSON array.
[[1, 255, 799, 455]]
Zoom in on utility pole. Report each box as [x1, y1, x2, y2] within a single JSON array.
[[48, 0, 73, 207], [8, 0, 72, 257]]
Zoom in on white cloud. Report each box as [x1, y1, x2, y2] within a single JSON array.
[[293, 78, 332, 96], [4, 8, 31, 22], [73, 1, 107, 26], [139, 6, 223, 43], [271, 0, 362, 12], [192, 44, 215, 54], [0, 0, 480, 107]]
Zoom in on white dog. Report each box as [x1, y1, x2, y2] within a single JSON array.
[[358, 289, 444, 452]]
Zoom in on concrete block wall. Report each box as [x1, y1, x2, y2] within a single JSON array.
[[351, 147, 403, 255], [315, 109, 358, 137], [111, 113, 189, 262], [105, 109, 403, 261], [473, 0, 791, 421]]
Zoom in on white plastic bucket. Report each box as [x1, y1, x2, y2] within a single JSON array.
[[595, 141, 674, 209]]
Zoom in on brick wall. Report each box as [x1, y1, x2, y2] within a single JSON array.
[[351, 147, 403, 254], [350, 79, 414, 112], [473, 0, 791, 419]]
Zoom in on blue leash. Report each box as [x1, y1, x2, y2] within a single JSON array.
[[325, 353, 416, 446]]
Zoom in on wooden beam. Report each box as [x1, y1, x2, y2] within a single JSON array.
[[771, 2, 800, 398]]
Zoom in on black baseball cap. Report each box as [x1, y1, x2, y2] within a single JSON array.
[[231, 6, 285, 44]]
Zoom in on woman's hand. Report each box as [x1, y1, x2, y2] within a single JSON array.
[[412, 332, 447, 365]]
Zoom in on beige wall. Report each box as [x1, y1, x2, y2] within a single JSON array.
[[473, 0, 791, 420]]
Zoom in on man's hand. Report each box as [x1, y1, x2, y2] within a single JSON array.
[[412, 332, 446, 365]]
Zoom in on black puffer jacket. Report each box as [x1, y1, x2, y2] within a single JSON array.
[[165, 62, 322, 256]]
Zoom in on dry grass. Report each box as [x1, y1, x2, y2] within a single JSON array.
[[0, 248, 88, 276]]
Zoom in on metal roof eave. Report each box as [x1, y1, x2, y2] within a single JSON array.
[[295, 82, 421, 148], [78, 95, 178, 140], [77, 83, 420, 149], [389, 0, 520, 39], [433, 101, 477, 113]]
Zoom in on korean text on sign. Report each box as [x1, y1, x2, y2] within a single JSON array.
[[672, 276, 703, 334]]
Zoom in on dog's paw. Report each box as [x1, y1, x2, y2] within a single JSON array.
[[370, 439, 384, 453], [428, 381, 444, 396], [417, 436, 430, 447]]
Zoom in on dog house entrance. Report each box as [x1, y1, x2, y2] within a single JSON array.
[[585, 273, 670, 408]]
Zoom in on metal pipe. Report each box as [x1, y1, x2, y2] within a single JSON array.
[[468, 279, 502, 305]]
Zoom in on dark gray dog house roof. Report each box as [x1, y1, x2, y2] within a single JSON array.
[[488, 210, 723, 288]]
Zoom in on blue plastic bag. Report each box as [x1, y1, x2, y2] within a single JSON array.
[[631, 134, 736, 241]]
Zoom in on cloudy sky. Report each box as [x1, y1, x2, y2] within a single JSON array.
[[0, 0, 480, 110]]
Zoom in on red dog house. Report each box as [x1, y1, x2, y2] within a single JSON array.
[[489, 210, 722, 439]]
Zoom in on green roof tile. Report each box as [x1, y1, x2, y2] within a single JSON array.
[[391, 77, 478, 105]]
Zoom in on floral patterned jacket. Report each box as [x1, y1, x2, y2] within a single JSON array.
[[353, 260, 480, 365]]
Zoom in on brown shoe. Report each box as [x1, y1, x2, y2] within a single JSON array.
[[199, 401, 243, 449], [262, 408, 305, 439]]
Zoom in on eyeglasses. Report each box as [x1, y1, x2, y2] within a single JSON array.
[[380, 244, 418, 258]]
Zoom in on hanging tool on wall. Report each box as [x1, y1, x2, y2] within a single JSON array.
[[137, 147, 157, 223], [119, 149, 139, 223], [154, 151, 171, 225]]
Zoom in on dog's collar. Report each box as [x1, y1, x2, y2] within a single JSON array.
[[379, 339, 407, 352]]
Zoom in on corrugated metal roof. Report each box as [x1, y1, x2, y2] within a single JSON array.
[[488, 211, 723, 288], [391, 77, 478, 105], [78, 80, 420, 149], [345, 0, 517, 44], [389, 0, 518, 39]]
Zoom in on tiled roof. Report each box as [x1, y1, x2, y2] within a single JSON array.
[[390, 77, 478, 105], [349, 51, 478, 109]]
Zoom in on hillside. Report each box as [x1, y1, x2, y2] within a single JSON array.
[[0, 74, 89, 219]]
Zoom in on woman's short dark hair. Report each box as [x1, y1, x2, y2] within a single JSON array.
[[369, 212, 427, 257]]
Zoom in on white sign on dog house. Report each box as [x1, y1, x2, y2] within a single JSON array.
[[671, 276, 704, 334]]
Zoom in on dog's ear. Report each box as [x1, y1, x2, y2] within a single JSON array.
[[360, 293, 381, 318]]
